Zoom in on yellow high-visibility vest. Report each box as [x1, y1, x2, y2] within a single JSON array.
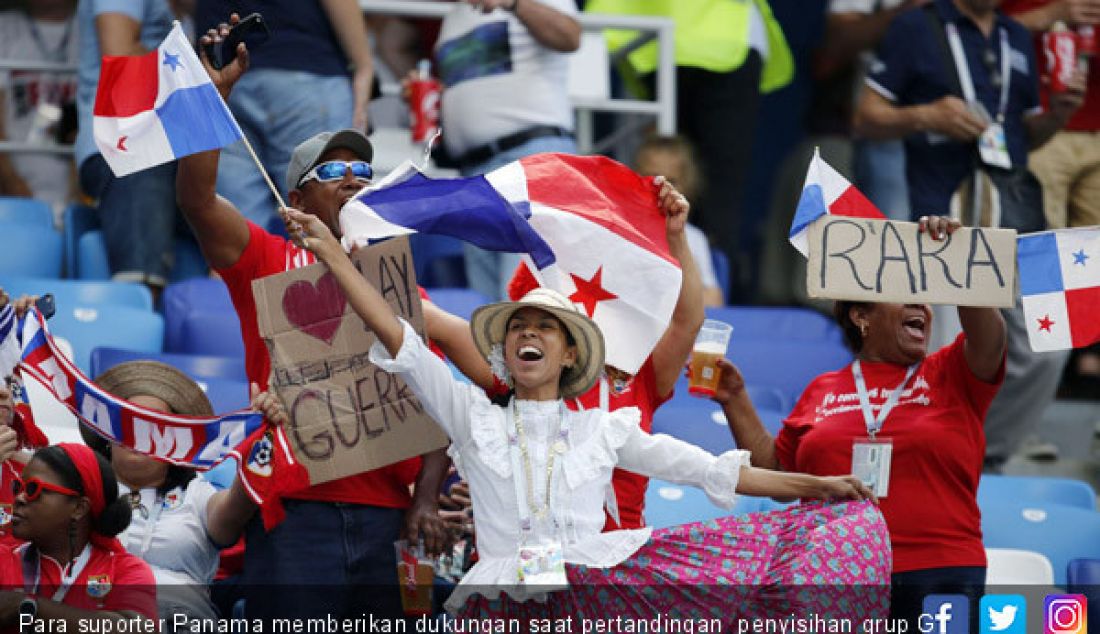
[[585, 0, 793, 93]]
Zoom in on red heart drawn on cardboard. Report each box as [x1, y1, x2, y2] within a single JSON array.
[[281, 271, 347, 345]]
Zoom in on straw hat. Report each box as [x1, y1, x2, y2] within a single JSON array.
[[82, 361, 214, 456], [470, 288, 605, 399]]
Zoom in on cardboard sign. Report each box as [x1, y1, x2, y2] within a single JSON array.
[[253, 237, 448, 485], [807, 217, 1017, 307]]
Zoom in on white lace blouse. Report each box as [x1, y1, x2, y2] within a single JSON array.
[[370, 321, 751, 611]]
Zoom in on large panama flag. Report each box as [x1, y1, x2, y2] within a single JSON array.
[[340, 153, 682, 375], [93, 23, 241, 176]]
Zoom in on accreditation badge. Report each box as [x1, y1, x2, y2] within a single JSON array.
[[978, 123, 1012, 169], [517, 539, 567, 590], [852, 438, 893, 498]]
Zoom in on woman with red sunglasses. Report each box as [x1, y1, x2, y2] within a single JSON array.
[[0, 443, 157, 628]]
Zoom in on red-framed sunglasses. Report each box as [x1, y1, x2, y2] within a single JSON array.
[[12, 476, 80, 502]]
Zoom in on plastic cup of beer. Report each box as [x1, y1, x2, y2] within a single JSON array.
[[688, 319, 733, 397]]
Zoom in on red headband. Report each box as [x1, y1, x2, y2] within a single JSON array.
[[57, 443, 106, 518]]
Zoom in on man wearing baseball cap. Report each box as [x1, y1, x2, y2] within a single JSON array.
[[177, 19, 450, 623]]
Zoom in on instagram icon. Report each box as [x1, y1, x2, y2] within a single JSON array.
[[1045, 595, 1088, 634]]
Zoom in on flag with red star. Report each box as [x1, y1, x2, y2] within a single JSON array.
[[341, 153, 682, 373], [1018, 227, 1100, 352]]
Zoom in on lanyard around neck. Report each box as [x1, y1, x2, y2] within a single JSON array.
[[851, 360, 920, 438], [945, 21, 1012, 121], [22, 543, 92, 602]]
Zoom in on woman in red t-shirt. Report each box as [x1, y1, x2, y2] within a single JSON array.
[[0, 443, 157, 627], [718, 216, 1007, 629]]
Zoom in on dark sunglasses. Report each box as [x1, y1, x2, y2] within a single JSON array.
[[298, 160, 373, 187], [12, 476, 80, 502]]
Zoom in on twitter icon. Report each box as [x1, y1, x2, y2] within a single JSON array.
[[981, 595, 1027, 634]]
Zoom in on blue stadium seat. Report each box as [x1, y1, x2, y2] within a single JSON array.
[[981, 501, 1100, 585], [710, 247, 730, 301], [76, 230, 111, 280], [670, 376, 790, 414], [726, 339, 852, 407], [653, 392, 785, 453], [0, 197, 52, 227], [424, 287, 491, 321], [644, 478, 764, 529], [90, 347, 246, 383], [162, 278, 235, 353], [979, 474, 1097, 511], [48, 305, 164, 373], [0, 224, 63, 278], [178, 309, 245, 358], [705, 305, 844, 343], [63, 204, 98, 277], [409, 234, 466, 288], [0, 277, 153, 312], [196, 377, 250, 413], [652, 397, 736, 454]]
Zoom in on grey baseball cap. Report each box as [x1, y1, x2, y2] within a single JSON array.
[[286, 129, 374, 191]]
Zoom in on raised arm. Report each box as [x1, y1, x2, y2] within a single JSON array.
[[320, 0, 374, 132], [916, 216, 1006, 382], [176, 17, 252, 270], [650, 176, 705, 398]]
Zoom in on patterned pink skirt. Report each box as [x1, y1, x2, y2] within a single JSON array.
[[458, 500, 891, 627]]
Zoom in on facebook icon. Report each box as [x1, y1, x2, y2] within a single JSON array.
[[920, 595, 970, 634]]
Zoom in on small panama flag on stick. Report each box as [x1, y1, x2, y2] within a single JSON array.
[[788, 148, 886, 258], [1017, 227, 1100, 352], [92, 22, 242, 177]]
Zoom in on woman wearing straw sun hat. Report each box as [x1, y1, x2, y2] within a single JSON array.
[[284, 207, 892, 622], [81, 360, 282, 622]]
